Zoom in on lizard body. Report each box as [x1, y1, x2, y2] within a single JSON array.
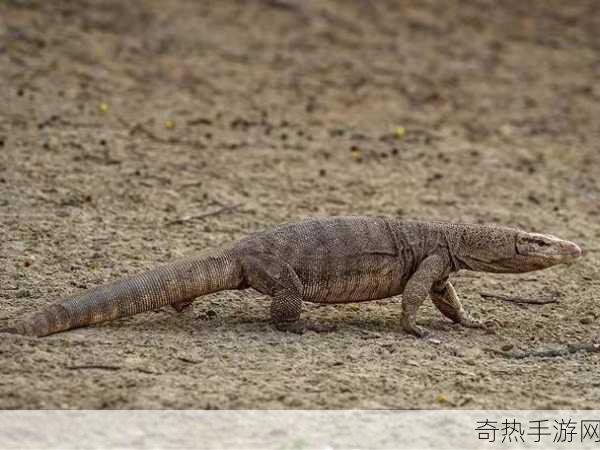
[[1, 216, 582, 337]]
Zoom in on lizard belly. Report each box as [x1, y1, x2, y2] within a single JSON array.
[[301, 256, 406, 304]]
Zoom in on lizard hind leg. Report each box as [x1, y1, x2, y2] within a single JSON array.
[[271, 292, 337, 334], [271, 290, 336, 334], [240, 253, 335, 334]]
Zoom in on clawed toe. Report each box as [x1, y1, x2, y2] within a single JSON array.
[[459, 314, 486, 329], [401, 321, 429, 338], [409, 325, 429, 338], [400, 314, 430, 337]]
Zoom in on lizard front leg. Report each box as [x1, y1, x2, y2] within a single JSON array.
[[431, 280, 485, 329], [400, 254, 448, 337], [241, 253, 335, 334]]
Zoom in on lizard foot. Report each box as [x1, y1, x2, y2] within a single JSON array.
[[401, 319, 429, 338], [458, 314, 499, 334], [458, 313, 486, 329], [274, 320, 337, 334]]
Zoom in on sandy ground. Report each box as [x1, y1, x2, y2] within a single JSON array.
[[0, 0, 599, 409]]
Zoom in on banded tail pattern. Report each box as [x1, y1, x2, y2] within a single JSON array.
[[2, 248, 242, 337]]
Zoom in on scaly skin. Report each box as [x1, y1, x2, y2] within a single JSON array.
[[1, 216, 582, 337]]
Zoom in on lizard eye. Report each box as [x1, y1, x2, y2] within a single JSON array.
[[517, 234, 553, 255], [524, 237, 550, 247], [532, 239, 550, 247]]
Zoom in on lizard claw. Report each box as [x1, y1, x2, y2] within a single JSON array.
[[401, 320, 429, 338], [458, 313, 486, 329], [409, 325, 429, 338], [458, 313, 498, 334], [400, 313, 430, 337]]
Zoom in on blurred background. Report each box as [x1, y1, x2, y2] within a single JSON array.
[[0, 0, 599, 409]]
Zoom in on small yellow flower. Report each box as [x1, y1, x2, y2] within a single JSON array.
[[395, 126, 406, 139], [435, 393, 448, 404], [99, 102, 109, 113], [350, 147, 362, 161], [165, 119, 175, 129]]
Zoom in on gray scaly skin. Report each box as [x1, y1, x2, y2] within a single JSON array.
[[1, 216, 582, 337]]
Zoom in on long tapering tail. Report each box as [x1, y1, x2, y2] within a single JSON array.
[[2, 248, 243, 337]]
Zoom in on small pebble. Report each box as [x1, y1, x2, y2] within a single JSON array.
[[501, 343, 514, 352], [580, 317, 593, 325]]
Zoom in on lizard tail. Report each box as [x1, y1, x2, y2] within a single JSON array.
[[2, 248, 243, 337]]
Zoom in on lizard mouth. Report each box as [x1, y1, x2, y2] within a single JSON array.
[[546, 241, 582, 263]]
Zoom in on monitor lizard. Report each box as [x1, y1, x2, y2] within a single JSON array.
[[1, 216, 582, 337]]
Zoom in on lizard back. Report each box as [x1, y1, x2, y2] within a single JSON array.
[[236, 216, 437, 304]]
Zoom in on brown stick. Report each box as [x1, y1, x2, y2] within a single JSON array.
[[177, 356, 201, 364], [167, 204, 242, 226], [480, 292, 559, 305], [66, 364, 121, 371], [485, 343, 600, 359]]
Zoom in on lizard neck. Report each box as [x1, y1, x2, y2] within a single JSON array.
[[440, 222, 522, 273], [441, 227, 465, 272]]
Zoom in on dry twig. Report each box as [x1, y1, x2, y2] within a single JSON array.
[[66, 364, 121, 371], [480, 292, 559, 305]]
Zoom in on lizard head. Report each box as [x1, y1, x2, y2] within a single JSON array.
[[512, 231, 582, 271], [453, 225, 582, 273]]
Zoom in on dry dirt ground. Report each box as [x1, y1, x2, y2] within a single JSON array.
[[1, 0, 599, 409]]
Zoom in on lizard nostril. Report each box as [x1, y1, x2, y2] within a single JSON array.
[[567, 243, 582, 258]]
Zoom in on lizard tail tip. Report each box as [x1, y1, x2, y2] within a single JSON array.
[[0, 321, 37, 336], [0, 325, 23, 335]]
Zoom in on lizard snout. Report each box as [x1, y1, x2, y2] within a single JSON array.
[[564, 241, 582, 259]]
